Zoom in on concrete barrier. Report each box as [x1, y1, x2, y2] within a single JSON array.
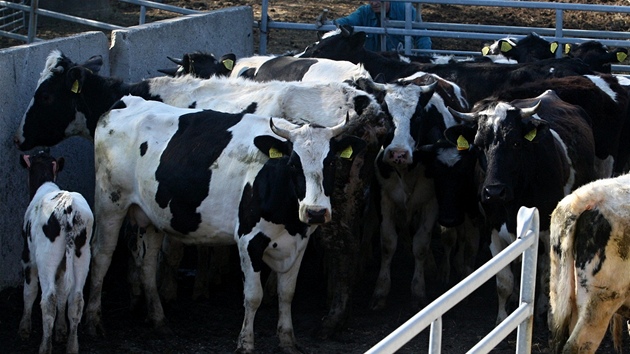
[[110, 6, 254, 82], [0, 6, 254, 291]]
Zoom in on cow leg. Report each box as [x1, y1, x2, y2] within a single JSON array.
[[411, 201, 438, 308], [236, 256, 263, 353], [275, 245, 308, 353], [439, 225, 457, 286], [535, 230, 551, 322], [54, 272, 68, 343], [564, 299, 623, 354], [126, 223, 146, 312], [38, 247, 64, 354], [19, 263, 39, 340], [370, 197, 398, 311], [67, 243, 91, 354], [158, 235, 184, 303], [140, 227, 169, 333], [490, 228, 514, 324], [459, 216, 480, 278], [85, 209, 127, 337], [192, 245, 211, 300]]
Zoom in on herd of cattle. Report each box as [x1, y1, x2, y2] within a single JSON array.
[[11, 25, 630, 353]]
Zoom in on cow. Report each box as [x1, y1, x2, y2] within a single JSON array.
[[471, 74, 629, 177], [549, 173, 630, 354], [300, 25, 594, 104], [157, 51, 236, 78], [448, 89, 598, 325], [360, 71, 479, 309], [14, 50, 388, 340], [18, 150, 94, 354], [566, 40, 629, 73], [481, 32, 559, 63], [89, 95, 367, 353]]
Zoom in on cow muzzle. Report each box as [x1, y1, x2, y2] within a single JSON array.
[[383, 147, 413, 165], [482, 184, 513, 203], [301, 206, 331, 225]]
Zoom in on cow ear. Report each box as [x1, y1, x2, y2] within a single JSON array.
[[498, 40, 514, 54], [523, 118, 549, 142], [82, 55, 103, 73], [333, 135, 366, 160], [550, 41, 559, 54], [220, 53, 236, 71], [444, 124, 476, 151], [564, 43, 573, 55], [254, 135, 290, 159], [20, 155, 30, 169], [66, 67, 90, 94]]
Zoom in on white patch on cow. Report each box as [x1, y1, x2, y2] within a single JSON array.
[[436, 147, 460, 167], [431, 55, 454, 65], [301, 59, 371, 82], [37, 50, 63, 86], [382, 82, 423, 158], [397, 54, 411, 63], [550, 128, 576, 195], [320, 28, 341, 40], [230, 55, 276, 78], [146, 75, 380, 128], [613, 74, 630, 87], [480, 102, 513, 133], [64, 111, 91, 139], [585, 74, 618, 102]]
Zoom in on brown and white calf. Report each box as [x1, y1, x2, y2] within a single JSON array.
[[550, 173, 630, 354], [19, 150, 94, 354]]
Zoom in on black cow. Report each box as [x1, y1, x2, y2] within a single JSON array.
[[481, 32, 558, 63], [566, 40, 629, 73], [158, 51, 236, 78], [448, 89, 598, 325]]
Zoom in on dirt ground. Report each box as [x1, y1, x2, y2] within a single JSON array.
[[2, 1, 630, 353]]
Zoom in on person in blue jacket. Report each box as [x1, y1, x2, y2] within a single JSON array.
[[333, 1, 432, 51]]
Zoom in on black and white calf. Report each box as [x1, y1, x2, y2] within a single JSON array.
[[566, 40, 629, 73], [449, 89, 598, 325], [88, 95, 365, 352], [19, 150, 93, 354], [549, 174, 630, 354], [481, 32, 558, 63]]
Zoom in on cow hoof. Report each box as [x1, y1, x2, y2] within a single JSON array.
[[18, 327, 30, 341], [85, 320, 106, 338]]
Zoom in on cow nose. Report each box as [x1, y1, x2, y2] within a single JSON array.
[[307, 208, 329, 224], [385, 148, 412, 165], [483, 184, 509, 203]]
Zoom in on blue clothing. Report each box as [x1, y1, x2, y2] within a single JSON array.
[[334, 3, 432, 51]]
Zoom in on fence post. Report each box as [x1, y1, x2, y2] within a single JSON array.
[[515, 206, 539, 353], [259, 0, 269, 55], [27, 0, 37, 43]]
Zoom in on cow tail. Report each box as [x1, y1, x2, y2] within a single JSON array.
[[549, 196, 577, 354], [610, 314, 625, 353]]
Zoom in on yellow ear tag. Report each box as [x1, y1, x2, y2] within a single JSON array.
[[617, 52, 628, 63], [269, 147, 283, 159], [223, 59, 234, 70], [71, 80, 80, 94], [481, 46, 490, 56], [550, 42, 558, 54], [564, 44, 571, 55], [524, 128, 537, 142], [500, 41, 513, 53], [340, 146, 353, 159], [456, 135, 469, 151]]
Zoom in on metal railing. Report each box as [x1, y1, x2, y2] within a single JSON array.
[[257, 0, 630, 72], [366, 206, 540, 354]]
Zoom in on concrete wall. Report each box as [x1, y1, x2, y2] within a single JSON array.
[[0, 6, 254, 291]]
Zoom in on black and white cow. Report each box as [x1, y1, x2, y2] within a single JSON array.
[[480, 74, 630, 177], [549, 173, 630, 354], [300, 26, 594, 104], [89, 95, 366, 353], [481, 32, 559, 63], [19, 150, 93, 354], [14, 50, 381, 152], [14, 50, 388, 340], [449, 89, 598, 324], [158, 51, 236, 78]]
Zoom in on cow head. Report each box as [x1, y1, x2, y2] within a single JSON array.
[[300, 25, 366, 63], [482, 33, 558, 63], [158, 52, 236, 79], [566, 40, 628, 73], [19, 148, 64, 200], [254, 117, 366, 224], [450, 99, 549, 205], [14, 50, 104, 151], [419, 123, 479, 227]]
